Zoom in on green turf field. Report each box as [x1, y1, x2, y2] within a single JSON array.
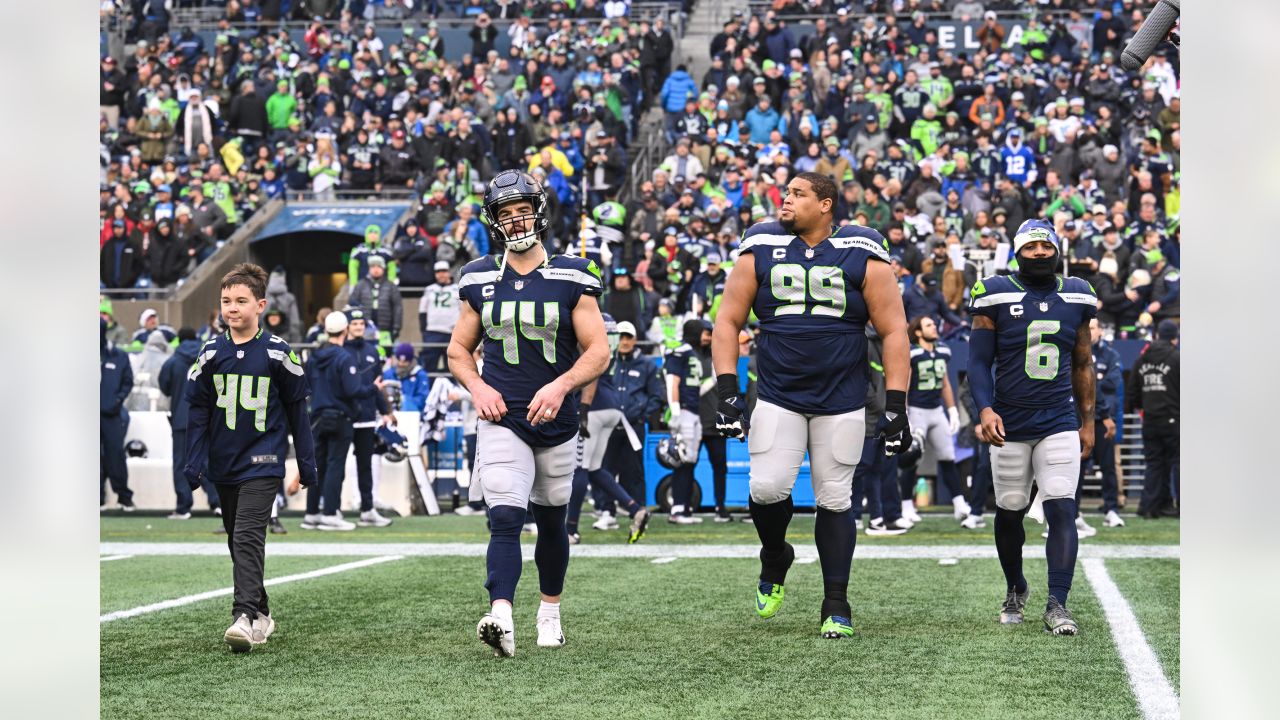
[[100, 513, 1179, 720]]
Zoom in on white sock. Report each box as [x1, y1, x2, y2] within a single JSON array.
[[491, 602, 513, 623], [537, 600, 560, 621]]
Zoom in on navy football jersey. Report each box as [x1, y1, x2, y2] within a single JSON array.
[[664, 343, 705, 412], [968, 274, 1098, 441], [458, 253, 604, 447], [739, 221, 891, 415], [185, 329, 311, 483], [908, 342, 951, 409]]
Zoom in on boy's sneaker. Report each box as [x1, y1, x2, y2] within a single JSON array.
[[252, 613, 275, 643], [358, 509, 393, 528]]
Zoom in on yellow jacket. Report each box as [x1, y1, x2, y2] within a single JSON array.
[[528, 145, 575, 178]]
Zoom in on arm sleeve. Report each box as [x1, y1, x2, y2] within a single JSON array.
[[644, 363, 667, 417], [967, 327, 996, 412], [158, 357, 174, 398], [285, 398, 317, 482]]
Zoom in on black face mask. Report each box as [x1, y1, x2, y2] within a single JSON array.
[[1018, 252, 1060, 283]]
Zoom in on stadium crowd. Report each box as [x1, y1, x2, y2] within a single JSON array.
[[101, 0, 1180, 527]]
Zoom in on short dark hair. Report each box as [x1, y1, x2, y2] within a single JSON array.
[[177, 326, 197, 342], [794, 171, 837, 207], [221, 263, 269, 300]]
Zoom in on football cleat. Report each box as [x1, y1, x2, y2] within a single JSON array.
[[454, 505, 485, 516], [1103, 510, 1126, 528], [167, 512, 191, 520], [1043, 597, 1079, 635], [820, 615, 855, 639], [536, 616, 565, 648], [477, 613, 516, 657], [865, 518, 907, 536], [592, 511, 619, 531], [628, 508, 651, 544], [755, 581, 786, 619], [960, 515, 987, 530], [568, 532, 581, 545], [1000, 588, 1030, 625]]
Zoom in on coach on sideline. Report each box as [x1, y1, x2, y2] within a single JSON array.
[[608, 321, 666, 504]]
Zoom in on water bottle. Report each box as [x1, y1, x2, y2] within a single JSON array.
[[914, 478, 931, 509]]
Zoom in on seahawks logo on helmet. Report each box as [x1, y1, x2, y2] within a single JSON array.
[[481, 170, 550, 253], [655, 434, 690, 470]]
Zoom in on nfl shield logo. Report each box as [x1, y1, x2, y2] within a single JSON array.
[[514, 280, 525, 290], [1039, 302, 1049, 312], [236, 350, 244, 359], [805, 248, 815, 259]]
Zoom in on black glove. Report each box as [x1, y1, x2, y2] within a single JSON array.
[[714, 374, 749, 439], [579, 411, 591, 439], [878, 390, 913, 456]]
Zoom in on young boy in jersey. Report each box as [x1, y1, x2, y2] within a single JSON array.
[[185, 263, 317, 652], [899, 315, 969, 524], [967, 219, 1097, 635], [711, 171, 913, 639], [447, 170, 610, 657]]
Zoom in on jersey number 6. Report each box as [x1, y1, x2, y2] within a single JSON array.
[[770, 263, 847, 317]]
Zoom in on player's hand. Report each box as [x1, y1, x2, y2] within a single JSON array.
[[527, 379, 569, 426], [879, 390, 912, 455], [1079, 420, 1095, 460], [979, 407, 1006, 447], [1103, 417, 1116, 440], [947, 406, 961, 436], [578, 411, 591, 438], [714, 374, 748, 440], [470, 380, 508, 422]]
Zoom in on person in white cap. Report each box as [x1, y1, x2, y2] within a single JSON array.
[[131, 308, 177, 349], [300, 311, 364, 532], [418, 260, 460, 373]]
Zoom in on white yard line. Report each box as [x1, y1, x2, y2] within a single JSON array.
[[650, 557, 677, 564], [100, 555, 403, 624], [794, 557, 817, 565], [101, 542, 1179, 560], [99, 555, 133, 562], [1082, 558, 1180, 720]]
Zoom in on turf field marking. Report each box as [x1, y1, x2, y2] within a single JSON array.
[[99, 555, 404, 624], [650, 557, 677, 564], [100, 555, 133, 562], [794, 557, 817, 565], [101, 542, 1179, 560], [1082, 558, 1180, 720]]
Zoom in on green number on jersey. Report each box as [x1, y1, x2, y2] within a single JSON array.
[[482, 300, 561, 365], [1025, 320, 1061, 380], [212, 374, 271, 431], [916, 358, 948, 390], [769, 263, 848, 317], [432, 289, 452, 308]]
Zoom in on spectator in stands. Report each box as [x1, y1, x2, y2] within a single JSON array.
[[419, 261, 460, 374], [391, 221, 434, 287], [308, 134, 342, 200], [100, 318, 134, 511], [101, 219, 142, 290], [131, 308, 176, 348], [349, 255, 403, 349], [186, 184, 228, 253], [265, 268, 302, 343], [226, 80, 268, 157], [159, 326, 219, 519], [384, 343, 431, 413]]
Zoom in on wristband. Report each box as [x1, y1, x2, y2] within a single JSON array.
[[716, 374, 740, 399], [885, 389, 907, 416]]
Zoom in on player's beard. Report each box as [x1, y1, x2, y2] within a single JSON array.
[[778, 213, 797, 232]]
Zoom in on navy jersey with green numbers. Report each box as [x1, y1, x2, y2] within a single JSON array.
[[664, 343, 705, 411], [185, 330, 310, 483], [908, 342, 951, 409], [739, 221, 891, 415], [967, 274, 1098, 441], [458, 253, 604, 447]]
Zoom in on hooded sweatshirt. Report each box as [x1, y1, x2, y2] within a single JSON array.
[[160, 338, 202, 428], [266, 270, 302, 342], [307, 342, 365, 420]]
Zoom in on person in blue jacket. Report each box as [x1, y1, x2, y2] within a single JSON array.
[[1082, 318, 1125, 528], [159, 326, 219, 518], [903, 273, 964, 327], [343, 308, 395, 527], [383, 343, 430, 413], [101, 318, 135, 511], [659, 65, 698, 142], [607, 321, 666, 504]]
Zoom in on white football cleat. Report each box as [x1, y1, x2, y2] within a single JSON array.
[[952, 496, 971, 520], [317, 513, 355, 531], [960, 515, 986, 530], [167, 512, 191, 520], [1103, 510, 1126, 528], [592, 511, 619, 531], [536, 615, 565, 648], [865, 518, 907, 536], [1075, 515, 1098, 538], [1026, 494, 1046, 524], [358, 509, 393, 528], [477, 613, 516, 657]]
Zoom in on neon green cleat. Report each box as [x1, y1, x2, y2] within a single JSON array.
[[820, 615, 854, 639], [755, 582, 785, 619]]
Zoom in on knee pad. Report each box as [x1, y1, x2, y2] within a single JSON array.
[[487, 505, 525, 537], [1033, 432, 1082, 500], [992, 443, 1033, 511]]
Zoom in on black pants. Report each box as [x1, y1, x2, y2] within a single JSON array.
[[605, 419, 646, 505], [172, 428, 220, 514], [702, 434, 728, 509], [216, 476, 278, 621], [353, 426, 376, 512], [969, 442, 992, 518], [1139, 417, 1179, 514], [100, 411, 132, 505], [307, 411, 353, 515]]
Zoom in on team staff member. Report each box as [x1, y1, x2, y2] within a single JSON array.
[[1126, 320, 1180, 519], [185, 263, 317, 652], [857, 324, 909, 536], [344, 308, 395, 528], [101, 317, 136, 511], [608, 321, 666, 504], [665, 319, 712, 524], [160, 326, 219, 519], [1084, 319, 1125, 528]]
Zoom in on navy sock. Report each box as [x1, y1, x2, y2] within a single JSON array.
[[994, 507, 1028, 594], [937, 460, 964, 498], [589, 469, 638, 515], [484, 505, 525, 603], [750, 497, 795, 585], [530, 502, 570, 598], [1043, 498, 1079, 606], [815, 507, 856, 616], [566, 468, 589, 534]]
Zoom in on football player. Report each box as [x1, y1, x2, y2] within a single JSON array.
[[712, 171, 912, 639], [447, 170, 611, 658], [967, 218, 1097, 635], [664, 318, 714, 524], [899, 315, 969, 524]]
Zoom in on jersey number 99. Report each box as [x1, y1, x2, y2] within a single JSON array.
[[770, 264, 847, 317]]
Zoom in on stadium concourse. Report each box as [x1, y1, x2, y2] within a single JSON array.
[[100, 1, 1179, 718]]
